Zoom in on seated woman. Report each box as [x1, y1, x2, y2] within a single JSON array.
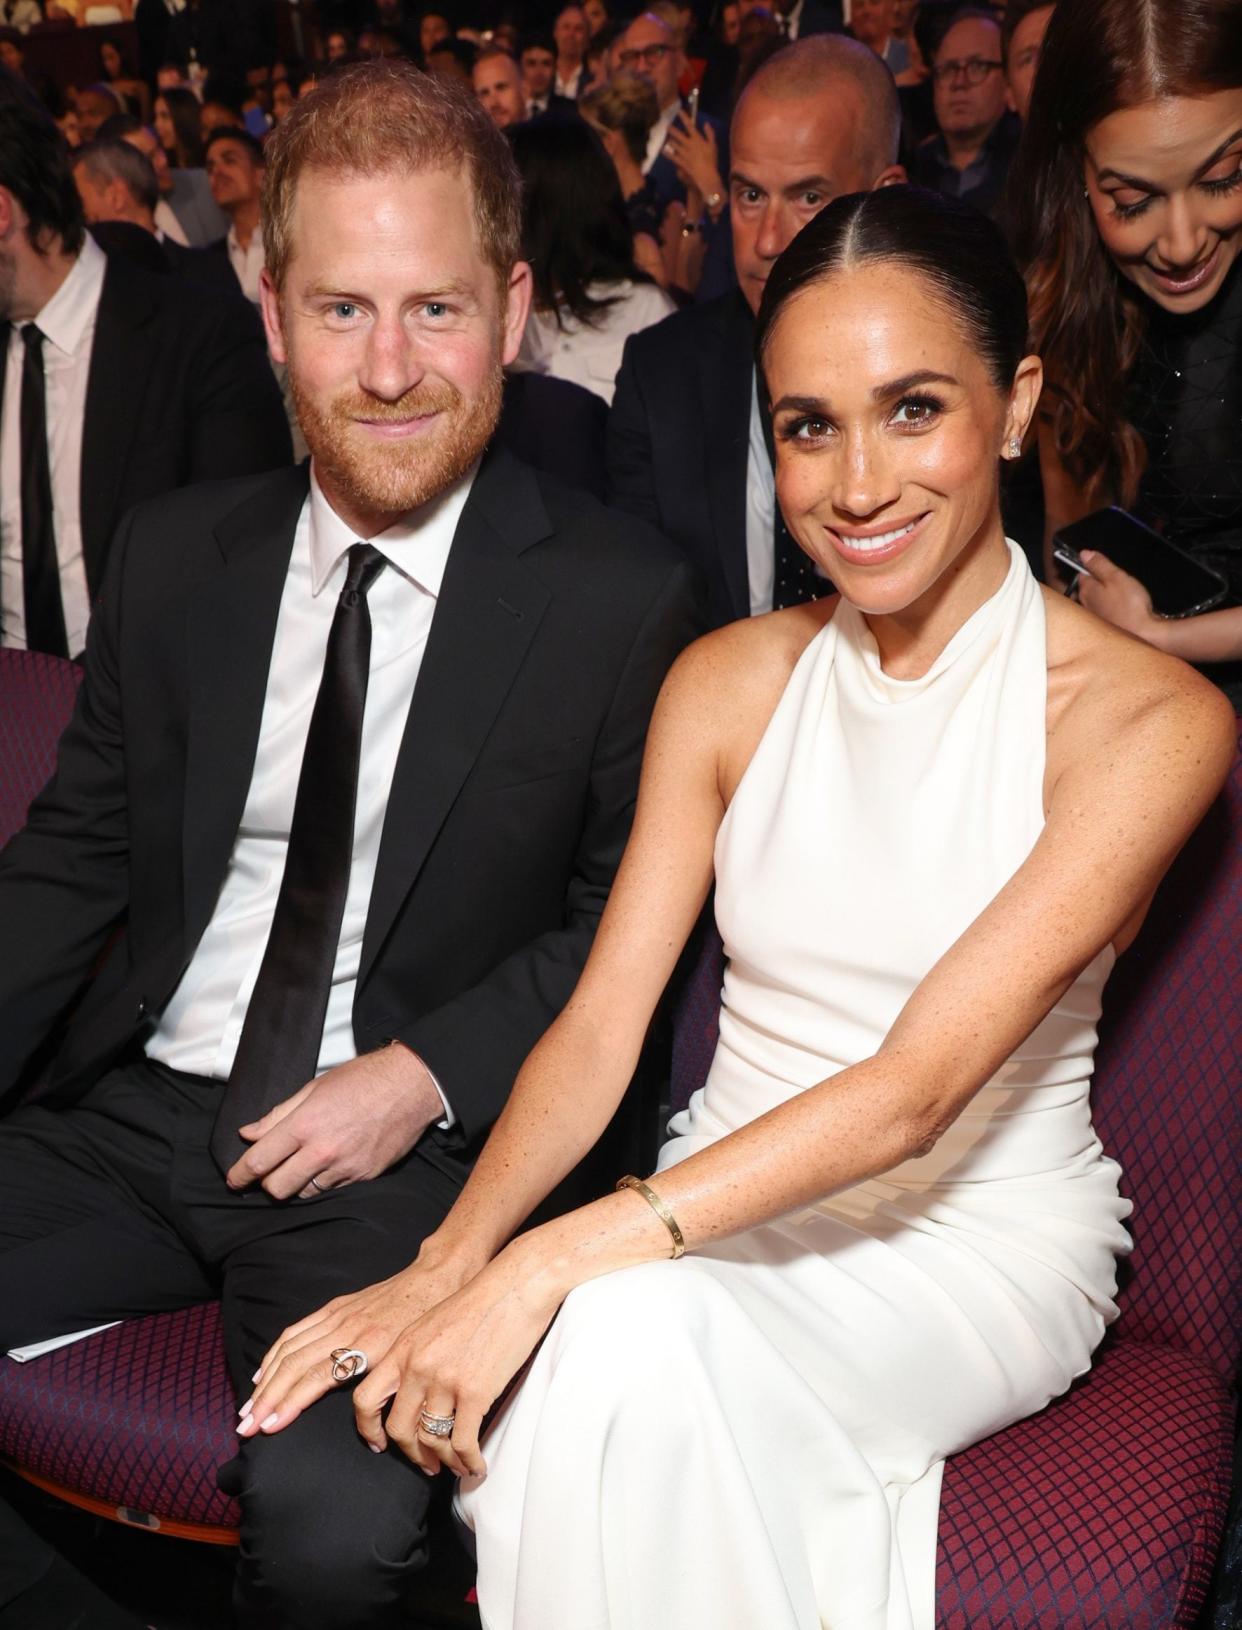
[[1012, 0, 1242, 705], [244, 187, 1234, 1629], [511, 118, 675, 405]]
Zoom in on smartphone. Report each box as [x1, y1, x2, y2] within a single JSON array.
[[1052, 507, 1228, 619], [685, 85, 700, 123]]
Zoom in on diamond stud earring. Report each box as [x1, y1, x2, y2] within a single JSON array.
[[1008, 438, 1021, 459]]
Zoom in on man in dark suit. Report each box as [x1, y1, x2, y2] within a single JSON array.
[[0, 84, 291, 660], [607, 34, 904, 627], [71, 136, 241, 293], [0, 60, 696, 1630]]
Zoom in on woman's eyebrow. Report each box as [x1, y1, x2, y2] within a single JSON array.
[[1096, 126, 1242, 191]]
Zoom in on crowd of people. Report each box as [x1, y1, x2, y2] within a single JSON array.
[[0, 0, 1239, 1627]]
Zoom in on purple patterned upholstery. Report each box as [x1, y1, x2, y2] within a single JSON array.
[[0, 649, 82, 848], [0, 1304, 239, 1533], [667, 735, 1242, 1627]]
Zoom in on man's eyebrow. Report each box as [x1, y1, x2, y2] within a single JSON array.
[[301, 279, 476, 301], [1096, 126, 1242, 190], [730, 169, 834, 194]]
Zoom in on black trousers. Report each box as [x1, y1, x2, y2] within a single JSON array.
[[0, 1058, 466, 1630]]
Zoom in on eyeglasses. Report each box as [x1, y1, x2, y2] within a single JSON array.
[[617, 42, 673, 65], [932, 56, 1002, 85]]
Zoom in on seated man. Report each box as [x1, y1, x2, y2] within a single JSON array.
[[0, 81, 291, 660], [204, 125, 267, 305], [911, 5, 1019, 214], [0, 59, 696, 1630], [71, 136, 240, 290], [608, 34, 904, 626], [473, 45, 527, 129]]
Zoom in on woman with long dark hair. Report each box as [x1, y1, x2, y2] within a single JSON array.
[[246, 187, 1233, 1627], [153, 84, 204, 168], [1011, 0, 1242, 703], [511, 117, 674, 403]]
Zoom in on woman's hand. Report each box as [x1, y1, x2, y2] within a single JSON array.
[[1076, 549, 1169, 647], [664, 113, 723, 207], [237, 1247, 481, 1438], [352, 1243, 563, 1479]]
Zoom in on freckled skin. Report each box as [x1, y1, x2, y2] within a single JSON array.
[[245, 260, 1236, 1478]]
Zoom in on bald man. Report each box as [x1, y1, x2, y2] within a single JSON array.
[[607, 34, 903, 627]]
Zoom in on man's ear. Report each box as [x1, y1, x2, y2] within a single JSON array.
[[501, 259, 534, 366], [259, 267, 287, 364], [873, 163, 908, 190], [0, 184, 15, 242]]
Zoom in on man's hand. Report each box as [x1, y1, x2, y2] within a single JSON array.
[[224, 1043, 444, 1199]]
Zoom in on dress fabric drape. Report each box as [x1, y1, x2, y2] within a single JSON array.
[[459, 544, 1133, 1630]]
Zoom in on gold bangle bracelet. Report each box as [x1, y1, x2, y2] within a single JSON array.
[[616, 1174, 686, 1259]]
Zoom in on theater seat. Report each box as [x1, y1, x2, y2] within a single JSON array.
[[669, 728, 1241, 1630], [0, 648, 82, 848]]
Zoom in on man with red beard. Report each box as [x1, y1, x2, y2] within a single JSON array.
[[0, 60, 697, 1630]]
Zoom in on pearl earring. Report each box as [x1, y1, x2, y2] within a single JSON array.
[[1008, 438, 1021, 458]]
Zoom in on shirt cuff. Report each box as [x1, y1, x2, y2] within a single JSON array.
[[423, 1060, 456, 1131]]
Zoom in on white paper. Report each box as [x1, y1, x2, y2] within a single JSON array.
[[6, 1323, 121, 1363]]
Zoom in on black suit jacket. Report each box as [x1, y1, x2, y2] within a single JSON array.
[[608, 291, 754, 629], [0, 448, 699, 1161], [0, 249, 291, 606], [795, 0, 846, 35], [498, 371, 608, 499]]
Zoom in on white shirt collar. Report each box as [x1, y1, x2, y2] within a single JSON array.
[[227, 221, 263, 256], [307, 460, 478, 600], [29, 233, 107, 357]]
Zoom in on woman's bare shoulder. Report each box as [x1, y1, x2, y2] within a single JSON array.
[[670, 598, 839, 710], [1043, 587, 1237, 783], [655, 599, 840, 799]]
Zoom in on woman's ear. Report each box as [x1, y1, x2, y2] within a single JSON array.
[[1005, 354, 1044, 452]]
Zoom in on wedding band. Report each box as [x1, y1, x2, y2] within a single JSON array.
[[309, 1175, 328, 1193], [329, 1347, 369, 1382], [419, 1407, 456, 1439]]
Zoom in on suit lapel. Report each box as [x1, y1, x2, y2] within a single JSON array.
[[358, 448, 551, 984], [702, 293, 755, 622], [80, 257, 159, 594], [181, 464, 309, 954]]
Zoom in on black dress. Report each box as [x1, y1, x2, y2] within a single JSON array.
[[1129, 255, 1242, 707]]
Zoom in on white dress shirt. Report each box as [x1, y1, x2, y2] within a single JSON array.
[[642, 99, 681, 176], [519, 279, 676, 405], [147, 464, 476, 1124], [226, 222, 265, 305], [745, 369, 777, 617], [154, 201, 190, 247], [0, 234, 106, 657], [554, 62, 586, 98]]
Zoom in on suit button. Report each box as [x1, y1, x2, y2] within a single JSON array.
[[136, 997, 148, 1021]]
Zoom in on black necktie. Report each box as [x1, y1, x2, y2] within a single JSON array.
[[209, 543, 388, 1173], [17, 325, 68, 657]]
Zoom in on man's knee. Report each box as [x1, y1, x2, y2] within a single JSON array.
[[234, 1407, 434, 1629]]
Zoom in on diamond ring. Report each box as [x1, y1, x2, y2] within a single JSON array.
[[419, 1407, 456, 1439]]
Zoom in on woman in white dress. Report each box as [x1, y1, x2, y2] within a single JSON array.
[[247, 188, 1235, 1628]]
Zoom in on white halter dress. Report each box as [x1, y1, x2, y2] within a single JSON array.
[[458, 543, 1132, 1629]]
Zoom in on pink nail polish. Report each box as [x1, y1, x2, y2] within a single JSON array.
[[260, 1413, 280, 1431], [369, 1443, 382, 1454], [238, 1399, 253, 1419]]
